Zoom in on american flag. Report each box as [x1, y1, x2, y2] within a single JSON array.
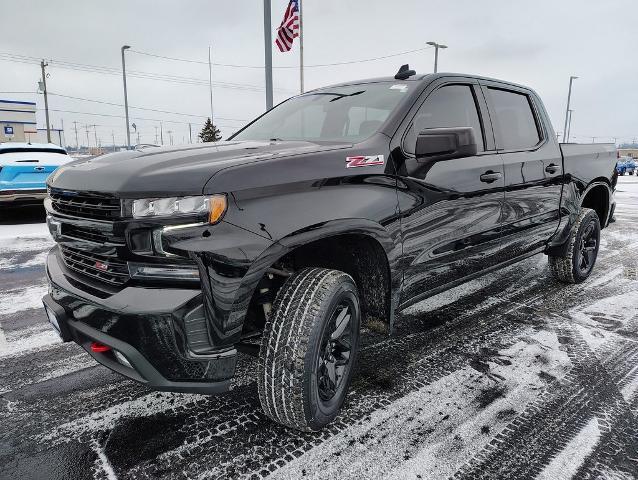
[[275, 0, 300, 52]]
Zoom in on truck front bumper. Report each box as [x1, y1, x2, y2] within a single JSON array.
[[44, 246, 237, 394]]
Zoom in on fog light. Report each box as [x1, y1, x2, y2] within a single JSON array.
[[128, 263, 200, 281], [113, 350, 133, 369]]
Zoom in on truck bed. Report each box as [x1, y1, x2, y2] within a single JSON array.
[[560, 143, 617, 187]]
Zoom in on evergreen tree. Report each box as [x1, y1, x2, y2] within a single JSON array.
[[199, 118, 222, 142]]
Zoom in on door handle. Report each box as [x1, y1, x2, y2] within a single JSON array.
[[479, 171, 503, 183], [545, 164, 562, 174]]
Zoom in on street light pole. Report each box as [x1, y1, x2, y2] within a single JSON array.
[[208, 46, 214, 125], [566, 109, 574, 143], [562, 75, 578, 143], [121, 45, 131, 149], [426, 41, 448, 73]]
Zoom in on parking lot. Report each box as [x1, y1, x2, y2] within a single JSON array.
[[1, 176, 637, 480]]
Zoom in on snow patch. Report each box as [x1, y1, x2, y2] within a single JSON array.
[[536, 417, 600, 480], [270, 329, 571, 480], [0, 323, 61, 358], [587, 266, 624, 289], [90, 436, 118, 480], [0, 283, 48, 315], [43, 391, 208, 441], [0, 228, 51, 245], [569, 293, 638, 331]]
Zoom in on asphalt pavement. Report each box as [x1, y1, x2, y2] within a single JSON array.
[[1, 177, 637, 479]]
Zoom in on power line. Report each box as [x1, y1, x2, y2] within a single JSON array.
[[47, 91, 248, 121], [0, 52, 295, 93], [37, 107, 242, 128], [130, 46, 434, 69]]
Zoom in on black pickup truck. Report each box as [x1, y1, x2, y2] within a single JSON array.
[[42, 68, 617, 431]]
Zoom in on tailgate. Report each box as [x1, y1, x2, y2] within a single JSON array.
[[0, 164, 58, 191]]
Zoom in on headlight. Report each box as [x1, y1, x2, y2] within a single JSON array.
[[132, 194, 227, 223]]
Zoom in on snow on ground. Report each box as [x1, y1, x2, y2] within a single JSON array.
[[0, 222, 49, 241], [536, 418, 601, 480], [0, 284, 49, 316], [270, 330, 571, 480], [1, 176, 637, 479], [0, 321, 61, 358], [43, 390, 209, 440]]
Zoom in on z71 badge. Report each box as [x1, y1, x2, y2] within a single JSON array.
[[345, 155, 385, 168]]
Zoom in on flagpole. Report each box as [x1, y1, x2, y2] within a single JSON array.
[[263, 0, 274, 110], [299, 0, 304, 94]]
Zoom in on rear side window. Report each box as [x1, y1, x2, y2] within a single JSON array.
[[488, 88, 541, 150], [403, 85, 485, 154]]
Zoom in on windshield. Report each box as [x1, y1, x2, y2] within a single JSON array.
[[232, 82, 411, 143]]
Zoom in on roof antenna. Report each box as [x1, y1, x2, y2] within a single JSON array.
[[395, 64, 416, 80]]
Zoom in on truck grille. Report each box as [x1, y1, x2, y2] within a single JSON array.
[[60, 245, 129, 286], [62, 224, 124, 246], [49, 189, 121, 220]]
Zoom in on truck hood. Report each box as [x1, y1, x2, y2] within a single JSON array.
[[48, 140, 349, 197]]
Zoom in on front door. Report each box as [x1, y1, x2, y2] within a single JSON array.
[[393, 79, 505, 308]]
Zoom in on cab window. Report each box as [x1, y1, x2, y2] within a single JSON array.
[[487, 87, 541, 150], [403, 84, 485, 154]]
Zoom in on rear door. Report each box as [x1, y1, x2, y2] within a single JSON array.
[[480, 82, 563, 258], [393, 78, 505, 307]]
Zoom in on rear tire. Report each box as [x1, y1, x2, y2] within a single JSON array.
[[257, 267, 360, 431], [548, 208, 600, 283]]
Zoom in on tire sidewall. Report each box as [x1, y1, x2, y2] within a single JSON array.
[[304, 280, 360, 430], [572, 210, 601, 282]]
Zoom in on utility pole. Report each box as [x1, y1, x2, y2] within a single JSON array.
[[137, 131, 141, 145], [121, 45, 131, 149], [562, 76, 578, 143], [591, 136, 596, 143], [40, 60, 52, 143], [73, 121, 79, 152], [93, 125, 98, 148], [208, 46, 214, 125], [154, 126, 159, 144], [299, 0, 304, 93], [263, 0, 273, 110], [112, 131, 116, 152], [84, 124, 90, 151], [167, 130, 173, 145], [426, 41, 448, 73], [189, 123, 192, 143], [160, 122, 164, 145]]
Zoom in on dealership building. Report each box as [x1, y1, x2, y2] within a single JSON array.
[[0, 99, 38, 143]]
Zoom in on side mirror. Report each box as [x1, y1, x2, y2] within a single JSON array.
[[415, 127, 478, 162]]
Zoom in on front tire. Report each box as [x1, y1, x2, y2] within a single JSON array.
[[548, 208, 600, 283], [257, 267, 361, 431]]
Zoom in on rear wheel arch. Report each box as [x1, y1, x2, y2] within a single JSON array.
[[581, 181, 611, 228]]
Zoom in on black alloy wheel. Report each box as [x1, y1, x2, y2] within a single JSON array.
[[575, 218, 598, 277], [317, 300, 355, 402]]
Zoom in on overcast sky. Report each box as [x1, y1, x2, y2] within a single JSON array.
[[1, 0, 636, 147]]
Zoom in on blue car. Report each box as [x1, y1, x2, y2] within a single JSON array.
[[0, 142, 72, 205], [616, 157, 636, 176]]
